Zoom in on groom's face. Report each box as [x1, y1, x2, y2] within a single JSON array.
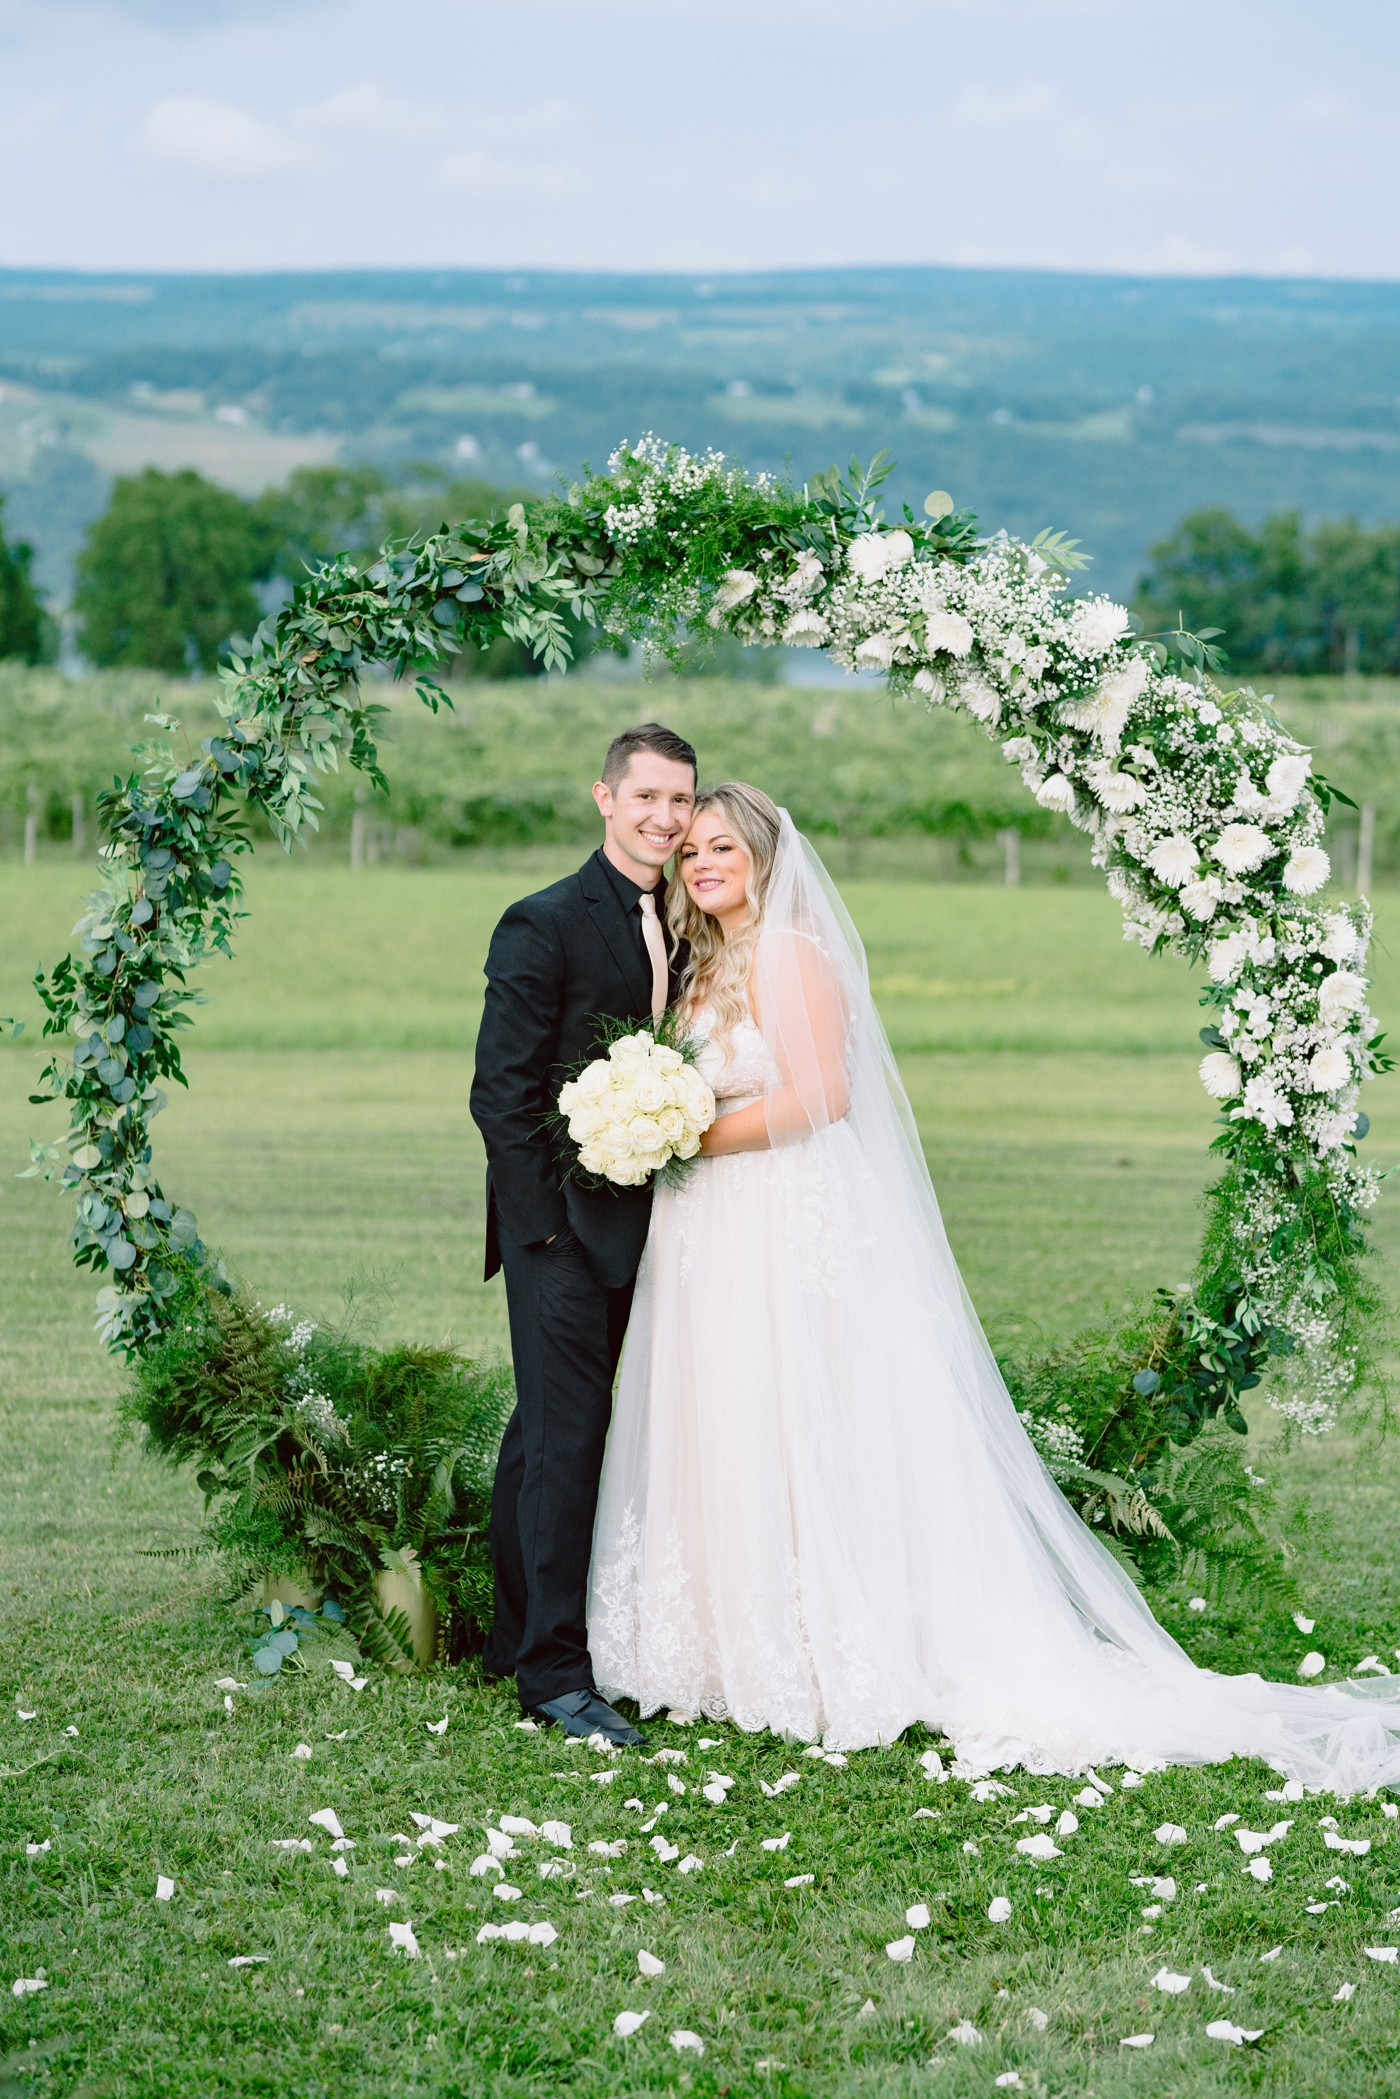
[[594, 754, 696, 877]]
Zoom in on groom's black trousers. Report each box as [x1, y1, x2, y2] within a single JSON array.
[[483, 1225, 635, 1710]]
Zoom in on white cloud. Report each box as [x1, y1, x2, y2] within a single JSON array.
[[297, 83, 448, 147], [134, 96, 324, 178], [953, 82, 1060, 129]]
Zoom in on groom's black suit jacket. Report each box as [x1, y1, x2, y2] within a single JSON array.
[[471, 849, 688, 1292]]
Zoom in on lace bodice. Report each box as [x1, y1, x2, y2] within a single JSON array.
[[690, 1006, 781, 1113]]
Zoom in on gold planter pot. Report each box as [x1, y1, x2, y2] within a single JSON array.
[[260, 1573, 323, 1612], [373, 1568, 439, 1672]]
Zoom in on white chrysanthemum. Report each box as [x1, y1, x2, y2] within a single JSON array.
[[1233, 1075, 1294, 1132], [1036, 773, 1076, 814], [957, 673, 1002, 724], [1319, 911, 1358, 964], [1145, 835, 1198, 888], [783, 608, 829, 646], [1319, 968, 1367, 1020], [1092, 770, 1148, 814], [924, 610, 974, 658], [1181, 879, 1223, 923], [847, 533, 907, 583], [855, 633, 896, 670], [913, 667, 946, 701], [1059, 656, 1150, 749], [1309, 1044, 1352, 1093], [1282, 846, 1330, 895], [1266, 753, 1311, 808], [1069, 598, 1131, 655], [1211, 823, 1275, 874], [1199, 1052, 1242, 1100], [712, 569, 758, 611]]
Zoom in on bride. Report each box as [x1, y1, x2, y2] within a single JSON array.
[[588, 783, 1400, 1788]]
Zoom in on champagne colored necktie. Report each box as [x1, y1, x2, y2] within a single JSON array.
[[637, 891, 669, 1026]]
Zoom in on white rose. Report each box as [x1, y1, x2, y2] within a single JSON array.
[[656, 1108, 685, 1141], [883, 529, 915, 568], [630, 1075, 667, 1113], [924, 610, 974, 659], [575, 1062, 611, 1102], [627, 1115, 664, 1155], [1035, 773, 1076, 814], [578, 1144, 608, 1175], [652, 1044, 683, 1073], [1309, 1044, 1352, 1092], [1282, 846, 1330, 896], [1319, 968, 1366, 1020], [568, 1105, 609, 1141], [1210, 823, 1274, 874], [1145, 835, 1198, 888], [557, 1080, 582, 1114], [855, 633, 896, 671], [1199, 1052, 1242, 1099]]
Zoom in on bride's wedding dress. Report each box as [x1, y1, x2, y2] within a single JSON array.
[[588, 814, 1400, 1788]]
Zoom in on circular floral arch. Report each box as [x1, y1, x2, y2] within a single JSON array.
[[29, 437, 1384, 1462]]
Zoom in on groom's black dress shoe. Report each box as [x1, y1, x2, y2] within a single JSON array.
[[531, 1688, 647, 1748]]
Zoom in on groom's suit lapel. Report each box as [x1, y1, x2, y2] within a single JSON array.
[[578, 855, 653, 1014]]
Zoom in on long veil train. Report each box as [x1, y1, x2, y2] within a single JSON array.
[[590, 812, 1400, 1788]]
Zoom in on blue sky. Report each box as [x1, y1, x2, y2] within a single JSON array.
[[3, 0, 1398, 279]]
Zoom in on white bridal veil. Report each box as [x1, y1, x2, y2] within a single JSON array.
[[684, 811, 1400, 1785]]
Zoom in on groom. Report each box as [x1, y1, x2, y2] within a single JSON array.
[[471, 721, 697, 1745]]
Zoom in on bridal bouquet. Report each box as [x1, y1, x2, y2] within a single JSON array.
[[556, 1025, 715, 1189]]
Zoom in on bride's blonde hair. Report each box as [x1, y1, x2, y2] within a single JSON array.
[[667, 782, 782, 1040]]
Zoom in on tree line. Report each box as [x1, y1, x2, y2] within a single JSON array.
[[1, 470, 1398, 679], [1133, 508, 1400, 677]]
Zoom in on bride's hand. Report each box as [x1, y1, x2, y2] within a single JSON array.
[[699, 1100, 771, 1156]]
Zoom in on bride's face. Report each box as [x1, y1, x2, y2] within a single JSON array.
[[679, 809, 751, 928]]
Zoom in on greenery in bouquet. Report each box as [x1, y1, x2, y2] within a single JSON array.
[[548, 1009, 716, 1193], [121, 1273, 513, 1668]]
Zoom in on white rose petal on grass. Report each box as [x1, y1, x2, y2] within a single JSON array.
[[969, 1779, 1015, 1802], [677, 1855, 704, 1874], [1056, 1812, 1080, 1836], [885, 1934, 916, 1964], [1365, 1946, 1399, 1963], [493, 1883, 523, 1902], [1201, 1966, 1234, 1993], [1206, 2019, 1265, 2045], [785, 1873, 814, 1887], [947, 2020, 983, 2046], [1293, 1612, 1316, 1634], [11, 1979, 48, 1998], [649, 1838, 680, 1864], [374, 1888, 400, 1905], [331, 1857, 350, 1879], [920, 1749, 949, 1783], [425, 1716, 449, 1736], [1244, 1858, 1273, 1883], [16, 1711, 37, 1722], [637, 1949, 665, 1977], [702, 1783, 729, 1806], [1333, 1981, 1357, 2001], [227, 1955, 268, 1968], [1121, 1772, 1146, 1788], [290, 1744, 314, 1760], [470, 1855, 503, 1877], [539, 1821, 572, 1848], [1027, 2007, 1050, 2032], [613, 2009, 650, 2038], [1298, 1653, 1327, 1679], [26, 1840, 51, 1858], [388, 1921, 420, 1958], [155, 1876, 175, 1902], [1155, 1824, 1188, 1846], [308, 1809, 344, 1840], [906, 1903, 931, 1929], [214, 1677, 244, 1691], [1119, 2033, 1155, 2049], [670, 2030, 705, 2056], [1015, 1834, 1062, 1861], [987, 1896, 1013, 1923], [589, 1840, 627, 1859], [761, 1833, 792, 1852], [1152, 1968, 1191, 1995]]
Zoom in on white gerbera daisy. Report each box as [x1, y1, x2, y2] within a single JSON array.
[[1282, 846, 1330, 895], [1145, 835, 1198, 888], [1211, 823, 1275, 874]]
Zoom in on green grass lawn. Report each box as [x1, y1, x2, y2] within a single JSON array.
[[3, 855, 1400, 2097]]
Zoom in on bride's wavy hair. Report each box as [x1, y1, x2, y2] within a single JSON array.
[[667, 782, 782, 1042]]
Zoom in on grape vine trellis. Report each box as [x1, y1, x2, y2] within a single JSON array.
[[27, 437, 1388, 1488]]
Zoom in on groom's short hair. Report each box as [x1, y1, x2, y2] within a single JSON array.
[[602, 722, 697, 789]]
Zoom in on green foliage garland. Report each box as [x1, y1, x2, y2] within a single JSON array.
[[26, 435, 1388, 1600]]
